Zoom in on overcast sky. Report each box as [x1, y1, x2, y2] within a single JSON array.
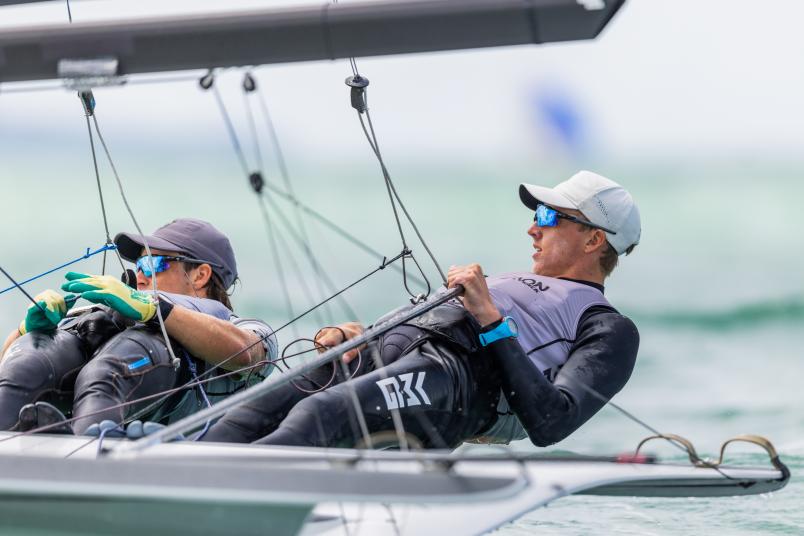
[[1, 0, 803, 161]]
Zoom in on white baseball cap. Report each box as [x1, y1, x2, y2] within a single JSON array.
[[519, 170, 641, 255]]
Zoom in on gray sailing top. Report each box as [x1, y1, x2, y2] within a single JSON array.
[[150, 292, 277, 423], [479, 273, 612, 443]]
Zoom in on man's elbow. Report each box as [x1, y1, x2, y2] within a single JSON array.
[[527, 427, 572, 447]]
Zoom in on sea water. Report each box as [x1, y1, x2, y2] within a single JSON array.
[[0, 132, 801, 534]]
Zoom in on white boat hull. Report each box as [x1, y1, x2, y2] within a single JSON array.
[[0, 432, 788, 536]]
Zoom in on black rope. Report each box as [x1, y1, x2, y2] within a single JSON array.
[[241, 81, 333, 323], [259, 191, 358, 319], [0, 250, 413, 443], [212, 81, 322, 330], [211, 83, 251, 177], [78, 91, 125, 276], [344, 69, 442, 304], [209, 81, 303, 333], [263, 198, 332, 327], [354, 88, 445, 288], [248, 73, 343, 321], [0, 265, 48, 314], [205, 73, 425, 289], [363, 103, 446, 284], [256, 196, 301, 337], [83, 111, 111, 275], [88, 110, 180, 369], [573, 379, 738, 481]]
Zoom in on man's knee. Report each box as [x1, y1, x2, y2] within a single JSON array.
[[73, 328, 177, 414], [0, 330, 86, 393]]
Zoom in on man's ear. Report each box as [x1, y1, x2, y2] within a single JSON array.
[[584, 230, 607, 253], [193, 264, 213, 290]]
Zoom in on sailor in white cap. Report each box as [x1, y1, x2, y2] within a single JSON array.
[[204, 171, 641, 448]]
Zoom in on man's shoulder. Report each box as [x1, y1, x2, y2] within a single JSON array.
[[578, 305, 640, 342]]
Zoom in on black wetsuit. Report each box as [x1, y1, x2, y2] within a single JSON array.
[[0, 297, 274, 434], [203, 280, 639, 448]]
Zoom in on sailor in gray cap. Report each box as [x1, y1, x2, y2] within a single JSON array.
[[204, 171, 641, 448], [0, 218, 276, 435]]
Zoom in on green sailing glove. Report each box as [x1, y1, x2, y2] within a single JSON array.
[[19, 289, 78, 335], [61, 271, 157, 322]]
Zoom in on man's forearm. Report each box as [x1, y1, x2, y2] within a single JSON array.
[[163, 307, 264, 371]]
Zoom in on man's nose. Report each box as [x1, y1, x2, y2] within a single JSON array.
[[136, 269, 150, 288], [527, 222, 541, 238]]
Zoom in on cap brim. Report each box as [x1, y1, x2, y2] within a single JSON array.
[[519, 184, 579, 211], [114, 232, 188, 262]]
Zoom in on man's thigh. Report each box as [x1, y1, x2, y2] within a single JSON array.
[[260, 341, 471, 448], [72, 327, 178, 428]]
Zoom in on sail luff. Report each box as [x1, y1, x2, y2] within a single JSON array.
[[0, 0, 625, 84]]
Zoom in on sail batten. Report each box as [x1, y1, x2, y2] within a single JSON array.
[[0, 0, 625, 83]]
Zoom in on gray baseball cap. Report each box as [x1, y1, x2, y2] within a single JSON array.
[[114, 218, 238, 289]]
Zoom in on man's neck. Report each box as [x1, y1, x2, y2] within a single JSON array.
[[548, 267, 605, 286]]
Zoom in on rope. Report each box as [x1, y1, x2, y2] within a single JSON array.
[[573, 379, 738, 481], [352, 86, 444, 293], [259, 192, 358, 319], [0, 251, 411, 443], [0, 265, 48, 314], [215, 74, 357, 324], [182, 350, 213, 441], [87, 110, 180, 369], [0, 244, 116, 296], [339, 57, 414, 452], [247, 73, 341, 321], [210, 82, 312, 334], [205, 73, 425, 289], [256, 194, 301, 338]]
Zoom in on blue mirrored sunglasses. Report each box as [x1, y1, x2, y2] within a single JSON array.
[[135, 255, 221, 277], [533, 204, 617, 235]]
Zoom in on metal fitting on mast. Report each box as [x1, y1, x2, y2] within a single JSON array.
[[58, 57, 123, 92]]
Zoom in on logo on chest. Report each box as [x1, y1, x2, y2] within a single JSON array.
[[515, 277, 550, 294]]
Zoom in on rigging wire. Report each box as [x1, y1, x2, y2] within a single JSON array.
[[78, 91, 126, 276], [349, 82, 440, 298], [239, 79, 331, 326], [86, 108, 180, 369], [210, 82, 305, 335], [245, 72, 341, 321], [0, 251, 412, 443], [202, 71, 426, 289], [572, 379, 738, 480], [259, 190, 357, 319], [212, 74, 362, 325], [0, 265, 48, 314], [256, 194, 301, 338]]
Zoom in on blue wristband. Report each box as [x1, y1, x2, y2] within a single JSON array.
[[479, 316, 518, 347]]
